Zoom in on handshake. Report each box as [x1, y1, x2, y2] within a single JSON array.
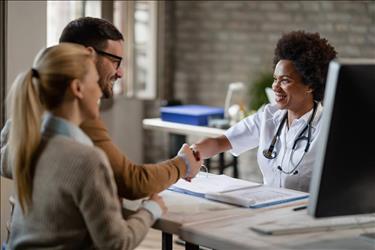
[[177, 143, 204, 182]]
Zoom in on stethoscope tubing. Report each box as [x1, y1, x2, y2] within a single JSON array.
[[263, 102, 318, 174]]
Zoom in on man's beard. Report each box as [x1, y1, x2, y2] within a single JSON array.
[[99, 79, 114, 98]]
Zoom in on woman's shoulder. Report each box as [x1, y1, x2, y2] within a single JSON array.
[[42, 136, 113, 188], [47, 135, 110, 168]]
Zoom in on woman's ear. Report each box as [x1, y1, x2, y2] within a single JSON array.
[[69, 79, 84, 99]]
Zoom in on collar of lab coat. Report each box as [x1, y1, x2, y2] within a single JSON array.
[[271, 102, 323, 129]]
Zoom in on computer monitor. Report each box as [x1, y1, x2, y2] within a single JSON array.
[[308, 58, 375, 218]]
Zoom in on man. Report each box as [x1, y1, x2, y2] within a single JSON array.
[[59, 17, 202, 199]]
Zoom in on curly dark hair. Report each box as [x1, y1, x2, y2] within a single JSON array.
[[59, 17, 123, 50], [273, 31, 337, 102]]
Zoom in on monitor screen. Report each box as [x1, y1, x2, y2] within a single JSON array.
[[308, 59, 375, 218]]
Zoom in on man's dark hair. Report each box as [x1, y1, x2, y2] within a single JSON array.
[[59, 17, 123, 50], [273, 31, 337, 102]]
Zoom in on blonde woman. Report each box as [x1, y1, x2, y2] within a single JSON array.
[[0, 43, 167, 249]]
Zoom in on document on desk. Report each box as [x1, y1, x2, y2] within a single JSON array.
[[206, 186, 308, 208], [169, 172, 260, 198], [169, 172, 309, 208]]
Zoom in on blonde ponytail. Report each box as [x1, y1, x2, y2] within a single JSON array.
[[8, 70, 43, 213], [7, 43, 93, 214]]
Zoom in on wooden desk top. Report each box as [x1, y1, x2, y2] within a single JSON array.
[[152, 190, 375, 250], [179, 202, 375, 250], [153, 190, 308, 233], [153, 190, 249, 235]]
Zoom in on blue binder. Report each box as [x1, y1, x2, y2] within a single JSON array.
[[160, 105, 224, 126]]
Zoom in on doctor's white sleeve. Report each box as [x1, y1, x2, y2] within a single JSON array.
[[224, 111, 262, 156]]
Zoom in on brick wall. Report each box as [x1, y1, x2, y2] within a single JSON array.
[[144, 1, 374, 180], [173, 1, 374, 106]]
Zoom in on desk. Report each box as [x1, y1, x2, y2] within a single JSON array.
[[142, 118, 239, 177], [180, 208, 375, 250], [143, 118, 226, 138], [152, 190, 258, 250], [154, 190, 375, 250]]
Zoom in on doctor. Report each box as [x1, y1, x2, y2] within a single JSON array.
[[192, 31, 337, 192]]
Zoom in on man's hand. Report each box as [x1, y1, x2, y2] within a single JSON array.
[[177, 143, 203, 182]]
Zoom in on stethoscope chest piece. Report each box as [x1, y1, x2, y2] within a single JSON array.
[[263, 149, 277, 159]]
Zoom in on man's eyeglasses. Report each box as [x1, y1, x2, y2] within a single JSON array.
[[94, 48, 123, 70]]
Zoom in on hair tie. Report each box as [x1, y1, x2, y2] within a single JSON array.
[[31, 68, 39, 79]]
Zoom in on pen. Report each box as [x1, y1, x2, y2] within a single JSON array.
[[293, 205, 307, 211]]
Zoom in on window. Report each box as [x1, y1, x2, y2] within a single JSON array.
[[114, 1, 158, 99], [0, 0, 6, 128], [47, 1, 101, 47]]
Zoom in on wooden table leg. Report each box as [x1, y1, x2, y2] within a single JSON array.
[[219, 153, 225, 174], [233, 156, 239, 178], [185, 241, 200, 250], [162, 232, 173, 250]]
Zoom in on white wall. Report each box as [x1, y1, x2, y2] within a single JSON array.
[[100, 97, 144, 164], [1, 1, 46, 243]]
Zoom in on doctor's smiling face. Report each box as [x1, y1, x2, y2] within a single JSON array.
[[272, 59, 314, 115]]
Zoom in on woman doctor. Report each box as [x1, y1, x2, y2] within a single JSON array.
[[192, 31, 337, 192]]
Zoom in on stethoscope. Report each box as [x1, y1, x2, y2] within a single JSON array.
[[262, 101, 318, 175]]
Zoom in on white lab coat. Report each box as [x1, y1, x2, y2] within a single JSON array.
[[224, 103, 323, 192]]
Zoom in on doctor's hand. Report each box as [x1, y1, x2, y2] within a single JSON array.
[[177, 143, 203, 182]]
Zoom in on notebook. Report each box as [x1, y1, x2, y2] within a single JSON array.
[[169, 172, 309, 208], [168, 172, 259, 197]]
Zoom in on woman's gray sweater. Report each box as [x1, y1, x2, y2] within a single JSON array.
[[1, 116, 156, 250]]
